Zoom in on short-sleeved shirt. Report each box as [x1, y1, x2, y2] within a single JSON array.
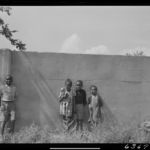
[[0, 84, 18, 102], [74, 89, 87, 106]]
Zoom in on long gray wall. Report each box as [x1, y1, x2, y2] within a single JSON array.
[[1, 49, 150, 131]]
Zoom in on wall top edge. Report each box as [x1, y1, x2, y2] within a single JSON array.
[[0, 48, 11, 51], [1, 48, 150, 58]]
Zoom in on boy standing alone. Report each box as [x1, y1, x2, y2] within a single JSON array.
[[0, 75, 18, 142]]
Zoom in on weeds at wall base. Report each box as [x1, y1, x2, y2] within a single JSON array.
[[2, 119, 150, 143]]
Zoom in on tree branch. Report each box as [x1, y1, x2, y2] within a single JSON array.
[[0, 6, 26, 50]]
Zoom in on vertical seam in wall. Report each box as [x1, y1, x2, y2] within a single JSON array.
[[2, 49, 12, 81], [2, 50, 4, 79]]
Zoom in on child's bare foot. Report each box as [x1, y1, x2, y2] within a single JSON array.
[[0, 134, 4, 143]]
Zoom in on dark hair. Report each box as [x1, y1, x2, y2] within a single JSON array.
[[65, 79, 72, 86], [5, 75, 13, 80], [76, 80, 83, 86], [90, 85, 97, 90]]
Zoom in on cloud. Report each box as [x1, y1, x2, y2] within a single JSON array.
[[60, 34, 111, 55], [60, 34, 82, 54], [119, 47, 150, 56], [85, 45, 111, 55]]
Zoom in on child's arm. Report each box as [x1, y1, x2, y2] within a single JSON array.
[[72, 94, 76, 113], [59, 95, 66, 102], [0, 86, 2, 107], [98, 95, 103, 108], [59, 92, 68, 102], [83, 90, 87, 106], [87, 96, 91, 105], [73, 90, 77, 113], [14, 87, 18, 100]]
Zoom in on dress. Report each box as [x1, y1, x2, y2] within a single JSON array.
[[88, 94, 103, 123], [59, 87, 75, 131], [59, 88, 73, 117]]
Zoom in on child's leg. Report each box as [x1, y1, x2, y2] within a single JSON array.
[[62, 115, 68, 132], [78, 119, 83, 131], [66, 116, 74, 131], [62, 115, 66, 128], [9, 112, 15, 134], [0, 103, 9, 136], [1, 120, 7, 136], [76, 119, 79, 131], [93, 120, 98, 127], [76, 119, 78, 131], [63, 115, 66, 123], [9, 121, 15, 134], [88, 107, 91, 122], [88, 107, 93, 123], [0, 112, 9, 136], [8, 104, 16, 134]]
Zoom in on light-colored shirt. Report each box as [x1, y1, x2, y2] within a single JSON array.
[[0, 84, 18, 101]]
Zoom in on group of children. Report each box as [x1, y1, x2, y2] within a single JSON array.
[[59, 79, 103, 131], [0, 75, 103, 142]]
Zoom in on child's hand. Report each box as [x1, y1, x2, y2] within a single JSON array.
[[0, 105, 4, 111]]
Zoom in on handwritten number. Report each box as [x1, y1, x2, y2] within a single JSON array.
[[137, 145, 141, 149], [143, 144, 149, 149], [131, 144, 136, 149], [124, 144, 129, 149]]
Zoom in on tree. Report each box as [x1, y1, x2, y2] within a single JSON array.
[[0, 6, 26, 50], [125, 51, 145, 56]]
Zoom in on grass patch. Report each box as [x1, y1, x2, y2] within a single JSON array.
[[3, 118, 150, 143]]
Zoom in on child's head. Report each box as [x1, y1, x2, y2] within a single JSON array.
[[60, 87, 65, 92], [90, 85, 97, 95], [65, 79, 72, 91], [76, 80, 83, 90], [5, 75, 13, 86]]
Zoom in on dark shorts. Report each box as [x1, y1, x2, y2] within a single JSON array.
[[0, 101, 15, 121]]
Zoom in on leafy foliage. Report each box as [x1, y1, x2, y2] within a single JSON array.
[[0, 6, 26, 50], [126, 51, 145, 56]]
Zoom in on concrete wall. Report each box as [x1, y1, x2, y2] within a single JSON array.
[[1, 49, 150, 131]]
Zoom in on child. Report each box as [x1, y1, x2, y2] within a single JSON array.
[[88, 85, 103, 126], [74, 80, 87, 131], [0, 75, 18, 142], [59, 79, 74, 131]]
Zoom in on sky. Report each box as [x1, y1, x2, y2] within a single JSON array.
[[0, 6, 150, 56]]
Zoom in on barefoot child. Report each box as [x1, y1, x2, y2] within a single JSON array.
[[88, 85, 103, 126], [74, 80, 87, 131], [0, 75, 18, 142], [59, 79, 74, 131]]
